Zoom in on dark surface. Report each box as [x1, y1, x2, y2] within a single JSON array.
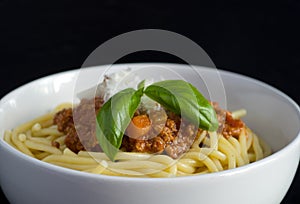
[[0, 0, 299, 203]]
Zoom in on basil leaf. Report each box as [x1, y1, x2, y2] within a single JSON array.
[[144, 80, 218, 131], [96, 88, 143, 161]]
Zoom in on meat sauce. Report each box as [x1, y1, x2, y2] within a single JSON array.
[[53, 98, 244, 158], [54, 97, 104, 153]]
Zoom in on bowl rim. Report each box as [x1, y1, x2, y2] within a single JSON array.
[[0, 62, 300, 183]]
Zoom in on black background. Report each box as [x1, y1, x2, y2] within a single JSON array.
[[0, 0, 299, 203]]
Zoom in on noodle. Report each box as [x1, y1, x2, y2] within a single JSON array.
[[3, 104, 271, 178]]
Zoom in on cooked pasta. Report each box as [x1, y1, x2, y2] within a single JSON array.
[[3, 104, 271, 178]]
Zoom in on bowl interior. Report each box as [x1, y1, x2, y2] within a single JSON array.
[[1, 64, 300, 154]]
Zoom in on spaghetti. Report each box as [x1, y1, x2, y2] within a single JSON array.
[[3, 104, 271, 178]]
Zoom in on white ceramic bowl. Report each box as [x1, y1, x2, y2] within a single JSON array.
[[0, 63, 299, 204]]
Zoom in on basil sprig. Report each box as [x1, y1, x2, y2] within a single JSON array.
[[96, 80, 218, 161]]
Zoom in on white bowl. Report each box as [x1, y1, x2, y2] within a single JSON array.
[[0, 63, 299, 204]]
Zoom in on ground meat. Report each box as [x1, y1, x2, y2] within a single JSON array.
[[164, 122, 200, 159], [53, 97, 104, 153], [211, 102, 245, 138], [54, 98, 244, 158], [121, 110, 202, 159], [222, 111, 245, 138], [53, 108, 73, 134], [51, 141, 60, 149], [121, 117, 180, 155]]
